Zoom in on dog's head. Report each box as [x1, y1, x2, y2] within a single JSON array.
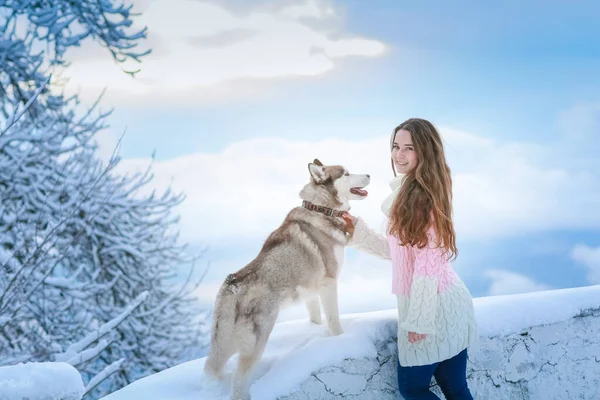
[[300, 158, 370, 209]]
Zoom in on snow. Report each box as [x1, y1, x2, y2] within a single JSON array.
[[473, 284, 600, 337], [100, 312, 397, 400], [101, 284, 600, 400], [0, 362, 84, 400]]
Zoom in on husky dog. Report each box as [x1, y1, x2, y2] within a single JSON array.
[[204, 159, 370, 400]]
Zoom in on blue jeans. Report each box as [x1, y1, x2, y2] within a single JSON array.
[[397, 348, 474, 400]]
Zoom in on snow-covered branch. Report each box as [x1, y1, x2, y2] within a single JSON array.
[[64, 338, 113, 368], [83, 358, 124, 397], [0, 74, 51, 136], [58, 291, 149, 361]]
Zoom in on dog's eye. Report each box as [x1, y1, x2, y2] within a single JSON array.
[[344, 172, 349, 176]]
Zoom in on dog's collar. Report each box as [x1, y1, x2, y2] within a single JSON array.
[[302, 200, 345, 218]]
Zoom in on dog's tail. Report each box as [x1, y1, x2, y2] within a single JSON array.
[[204, 275, 238, 379]]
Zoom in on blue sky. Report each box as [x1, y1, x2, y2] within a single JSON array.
[[66, 0, 600, 313]]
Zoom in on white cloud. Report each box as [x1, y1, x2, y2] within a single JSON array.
[[571, 245, 600, 284], [114, 126, 600, 247], [116, 135, 391, 244], [485, 269, 551, 296], [63, 0, 386, 104]]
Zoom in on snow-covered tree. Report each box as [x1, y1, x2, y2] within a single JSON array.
[[0, 1, 206, 398]]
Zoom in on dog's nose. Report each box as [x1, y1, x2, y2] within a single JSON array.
[[366, 174, 370, 178]]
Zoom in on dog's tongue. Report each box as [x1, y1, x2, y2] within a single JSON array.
[[350, 188, 368, 196]]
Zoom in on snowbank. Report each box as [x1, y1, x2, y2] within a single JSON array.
[[101, 285, 600, 400], [0, 362, 84, 400]]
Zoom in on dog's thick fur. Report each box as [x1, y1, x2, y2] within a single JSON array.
[[204, 159, 370, 400]]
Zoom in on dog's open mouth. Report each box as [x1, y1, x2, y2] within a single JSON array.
[[350, 187, 368, 196]]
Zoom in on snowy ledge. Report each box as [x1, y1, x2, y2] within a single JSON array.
[[102, 285, 600, 400], [0, 362, 84, 400]]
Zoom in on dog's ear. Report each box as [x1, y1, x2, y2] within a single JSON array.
[[313, 158, 323, 166], [308, 162, 327, 184]]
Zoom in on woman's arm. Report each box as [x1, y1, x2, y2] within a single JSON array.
[[346, 216, 391, 260]]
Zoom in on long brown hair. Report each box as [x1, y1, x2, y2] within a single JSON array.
[[388, 118, 457, 261]]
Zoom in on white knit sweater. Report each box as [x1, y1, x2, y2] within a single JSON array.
[[348, 217, 478, 367]]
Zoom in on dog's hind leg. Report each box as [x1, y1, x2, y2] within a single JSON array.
[[319, 277, 343, 336], [205, 339, 236, 380], [305, 297, 322, 325], [230, 312, 277, 400]]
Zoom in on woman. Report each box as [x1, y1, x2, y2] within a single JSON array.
[[344, 118, 477, 400]]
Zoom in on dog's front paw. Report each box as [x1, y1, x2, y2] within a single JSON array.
[[230, 388, 251, 400], [203, 363, 222, 381], [329, 326, 344, 336], [310, 315, 323, 325]]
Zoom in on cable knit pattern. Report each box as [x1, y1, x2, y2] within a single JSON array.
[[400, 276, 438, 334], [348, 218, 478, 367], [347, 218, 391, 260]]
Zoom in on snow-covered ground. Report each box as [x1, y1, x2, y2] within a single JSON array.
[[0, 362, 84, 400], [100, 284, 600, 400]]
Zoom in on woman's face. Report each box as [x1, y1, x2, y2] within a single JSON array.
[[391, 129, 418, 174]]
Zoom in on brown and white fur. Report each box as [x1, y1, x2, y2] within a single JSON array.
[[203, 159, 370, 400]]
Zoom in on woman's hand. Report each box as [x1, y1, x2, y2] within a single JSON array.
[[342, 212, 357, 235], [408, 332, 427, 343]]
